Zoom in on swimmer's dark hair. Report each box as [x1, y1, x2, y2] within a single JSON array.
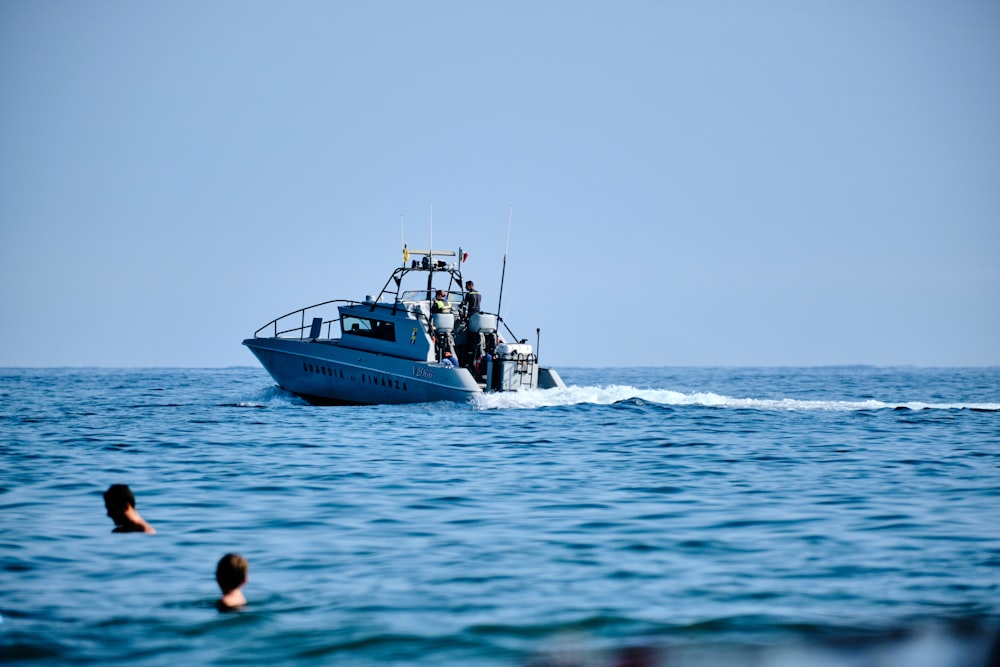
[[103, 484, 136, 509], [216, 553, 249, 593]]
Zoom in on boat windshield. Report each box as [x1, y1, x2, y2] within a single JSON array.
[[400, 290, 460, 306]]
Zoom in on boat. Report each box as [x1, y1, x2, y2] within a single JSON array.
[[243, 245, 566, 405]]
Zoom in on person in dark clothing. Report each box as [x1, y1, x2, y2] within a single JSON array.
[[464, 281, 481, 315]]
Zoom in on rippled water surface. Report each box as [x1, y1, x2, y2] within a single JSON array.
[[2, 367, 998, 666]]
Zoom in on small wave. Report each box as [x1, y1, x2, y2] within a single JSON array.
[[474, 385, 1000, 412], [229, 385, 307, 408]]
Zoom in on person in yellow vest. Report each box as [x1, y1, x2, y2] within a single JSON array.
[[432, 289, 451, 313]]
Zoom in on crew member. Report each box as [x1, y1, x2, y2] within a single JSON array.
[[432, 290, 451, 314], [464, 281, 481, 315]]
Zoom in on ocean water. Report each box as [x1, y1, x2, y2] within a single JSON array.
[[1, 366, 998, 666]]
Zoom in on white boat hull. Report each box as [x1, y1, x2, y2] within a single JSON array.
[[244, 337, 481, 405]]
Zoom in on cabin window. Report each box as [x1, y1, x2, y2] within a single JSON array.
[[342, 316, 396, 342]]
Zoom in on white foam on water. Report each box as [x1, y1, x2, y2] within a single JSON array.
[[473, 385, 1000, 412], [233, 385, 306, 408]]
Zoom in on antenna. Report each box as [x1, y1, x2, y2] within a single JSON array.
[[496, 206, 513, 317], [400, 214, 406, 266], [426, 202, 434, 297]]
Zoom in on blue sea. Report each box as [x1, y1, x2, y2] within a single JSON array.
[[2, 366, 998, 666]]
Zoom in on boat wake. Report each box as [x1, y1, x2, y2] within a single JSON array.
[[473, 385, 1000, 412]]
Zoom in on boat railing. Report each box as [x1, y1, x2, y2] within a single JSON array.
[[253, 300, 356, 340]]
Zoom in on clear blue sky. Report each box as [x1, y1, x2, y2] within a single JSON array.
[[2, 1, 998, 368]]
